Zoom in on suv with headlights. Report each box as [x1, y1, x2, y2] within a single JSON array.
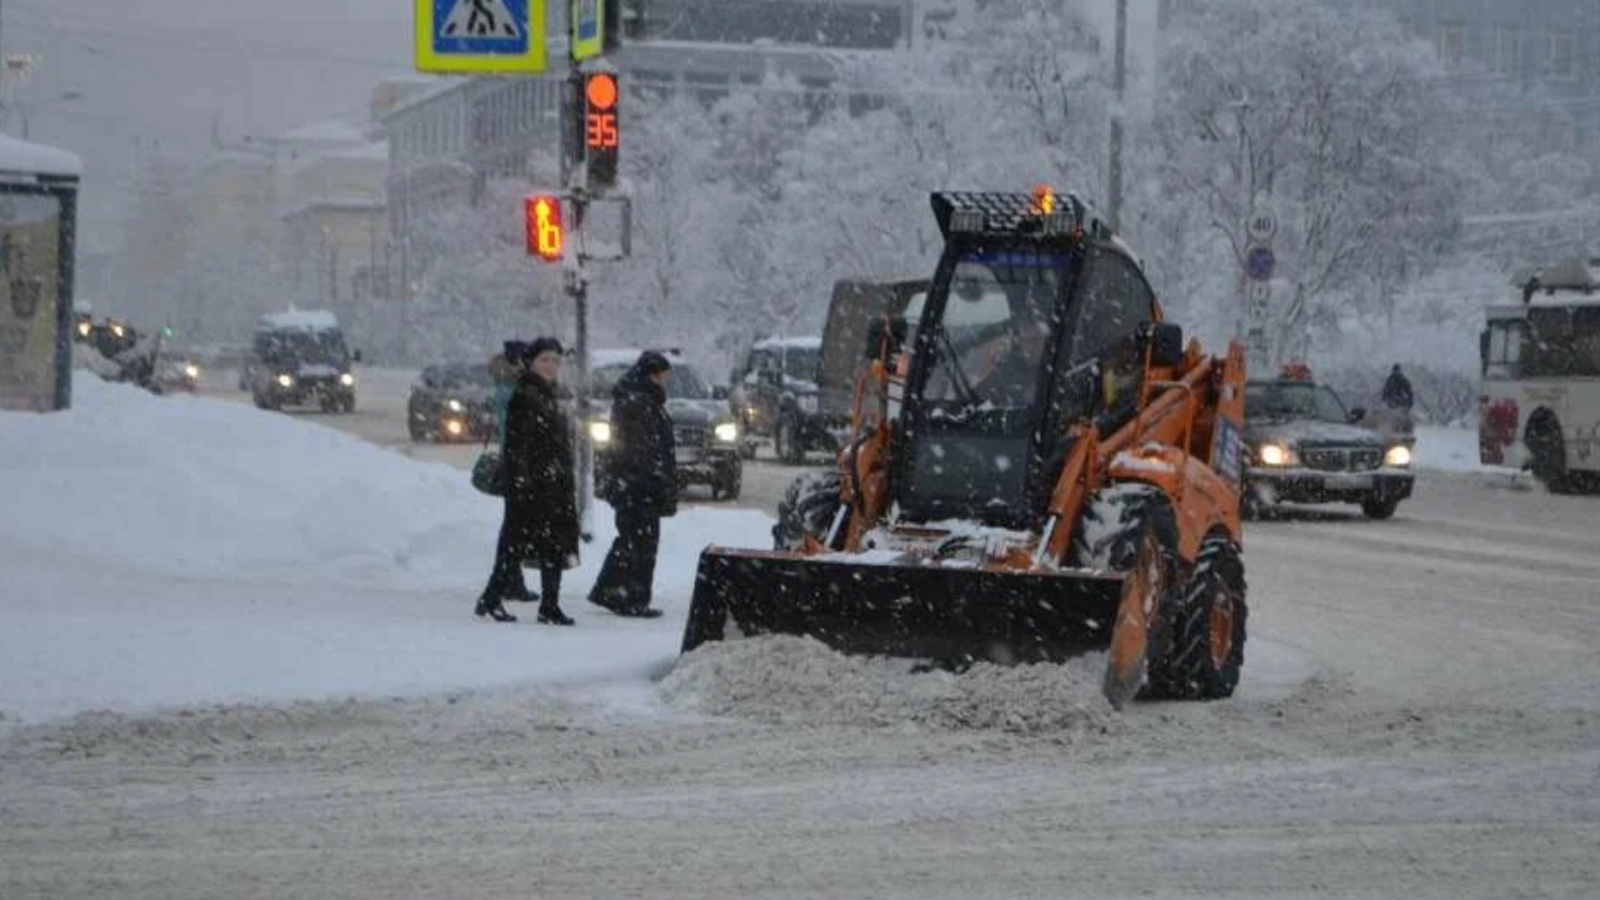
[[586, 349, 743, 501], [728, 335, 840, 464], [1244, 367, 1415, 519], [243, 310, 359, 413], [408, 362, 495, 442]]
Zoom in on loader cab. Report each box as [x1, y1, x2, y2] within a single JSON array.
[[894, 197, 1156, 528]]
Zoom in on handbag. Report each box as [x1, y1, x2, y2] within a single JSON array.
[[471, 448, 504, 496]]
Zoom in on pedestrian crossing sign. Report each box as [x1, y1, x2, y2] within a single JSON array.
[[415, 0, 547, 74]]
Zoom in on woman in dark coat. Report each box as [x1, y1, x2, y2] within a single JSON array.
[[476, 337, 579, 625], [588, 351, 676, 618]]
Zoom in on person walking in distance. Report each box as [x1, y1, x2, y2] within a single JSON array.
[[482, 342, 537, 605], [589, 351, 676, 618], [1382, 363, 1414, 411], [476, 338, 579, 625]]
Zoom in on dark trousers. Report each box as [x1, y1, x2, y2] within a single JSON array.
[[481, 496, 533, 601], [589, 502, 662, 610]]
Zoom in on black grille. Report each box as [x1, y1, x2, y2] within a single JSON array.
[[1303, 446, 1382, 472], [675, 425, 707, 447]]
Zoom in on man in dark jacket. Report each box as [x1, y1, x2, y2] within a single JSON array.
[[589, 351, 676, 618], [1382, 364, 1414, 411]]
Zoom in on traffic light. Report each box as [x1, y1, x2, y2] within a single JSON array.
[[584, 71, 619, 192], [525, 194, 564, 262]]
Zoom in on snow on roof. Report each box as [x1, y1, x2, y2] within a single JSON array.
[[0, 135, 82, 179], [278, 119, 369, 145], [258, 309, 341, 331], [326, 140, 389, 162], [754, 335, 823, 351]]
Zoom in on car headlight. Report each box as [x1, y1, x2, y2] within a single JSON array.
[[183, 364, 201, 379], [715, 422, 739, 443], [1384, 444, 1412, 467], [340, 372, 356, 387], [797, 394, 819, 413], [588, 421, 613, 444], [444, 419, 465, 437], [276, 373, 294, 388], [447, 399, 465, 413], [1256, 442, 1293, 467]]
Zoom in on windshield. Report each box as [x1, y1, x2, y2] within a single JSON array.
[[921, 250, 1065, 410], [1247, 382, 1349, 424], [779, 348, 819, 381], [590, 362, 711, 399], [258, 329, 348, 366]]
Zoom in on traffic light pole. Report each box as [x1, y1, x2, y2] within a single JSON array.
[[562, 55, 595, 539]]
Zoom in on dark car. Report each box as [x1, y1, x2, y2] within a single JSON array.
[[728, 336, 837, 464], [586, 350, 743, 501], [1244, 374, 1415, 519], [408, 362, 496, 442], [242, 311, 358, 413]]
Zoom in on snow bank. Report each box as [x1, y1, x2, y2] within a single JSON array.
[[663, 635, 1122, 735], [1412, 424, 1517, 475], [0, 377, 772, 724]]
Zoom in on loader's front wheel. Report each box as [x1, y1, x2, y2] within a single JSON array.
[[774, 470, 845, 551], [1071, 485, 1181, 708], [1149, 534, 1248, 701]]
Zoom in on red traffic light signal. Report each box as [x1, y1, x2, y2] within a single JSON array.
[[525, 194, 564, 262], [584, 71, 619, 191]]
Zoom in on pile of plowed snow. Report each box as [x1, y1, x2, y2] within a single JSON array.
[[0, 376, 772, 724], [663, 636, 1122, 735], [1, 377, 488, 588]]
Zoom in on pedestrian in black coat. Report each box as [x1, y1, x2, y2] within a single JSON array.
[[588, 351, 676, 618], [476, 337, 579, 625], [1382, 364, 1414, 411]]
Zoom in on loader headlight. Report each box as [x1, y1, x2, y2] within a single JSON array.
[[714, 422, 740, 443], [340, 372, 357, 387], [276, 373, 294, 388], [588, 421, 613, 444], [1256, 442, 1293, 467], [1384, 444, 1412, 467], [447, 399, 465, 413]]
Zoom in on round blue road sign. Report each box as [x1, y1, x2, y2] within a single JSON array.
[[1245, 245, 1276, 282]]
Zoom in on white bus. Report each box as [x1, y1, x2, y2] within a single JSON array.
[[1479, 259, 1600, 493]]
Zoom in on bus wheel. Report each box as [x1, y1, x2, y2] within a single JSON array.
[[1528, 420, 1578, 494]]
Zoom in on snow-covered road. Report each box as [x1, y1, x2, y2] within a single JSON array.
[[2, 381, 1597, 899]]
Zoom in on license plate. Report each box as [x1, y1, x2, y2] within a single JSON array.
[[1321, 473, 1374, 490], [675, 448, 701, 464]]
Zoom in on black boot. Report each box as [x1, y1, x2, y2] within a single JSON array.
[[474, 598, 517, 623], [537, 605, 575, 626], [536, 568, 574, 625]]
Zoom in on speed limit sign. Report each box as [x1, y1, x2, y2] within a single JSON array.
[[1247, 212, 1277, 243]]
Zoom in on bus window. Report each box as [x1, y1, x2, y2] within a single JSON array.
[[1483, 321, 1523, 380], [1524, 308, 1600, 378]]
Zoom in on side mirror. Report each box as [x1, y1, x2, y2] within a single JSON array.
[[712, 385, 730, 401], [352, 349, 363, 363], [1348, 407, 1367, 424], [1145, 322, 1185, 367], [865, 317, 908, 361]]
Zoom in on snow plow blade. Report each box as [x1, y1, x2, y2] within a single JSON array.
[[682, 548, 1126, 666]]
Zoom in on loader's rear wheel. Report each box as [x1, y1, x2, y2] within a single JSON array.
[[1071, 485, 1181, 708], [1149, 534, 1248, 701], [774, 470, 845, 551]]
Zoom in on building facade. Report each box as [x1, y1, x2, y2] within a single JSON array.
[[1397, 0, 1600, 102]]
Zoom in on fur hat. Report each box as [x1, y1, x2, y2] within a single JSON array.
[[636, 350, 672, 376], [527, 337, 565, 360]]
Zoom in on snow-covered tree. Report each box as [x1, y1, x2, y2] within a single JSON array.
[[1146, 0, 1464, 360]]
